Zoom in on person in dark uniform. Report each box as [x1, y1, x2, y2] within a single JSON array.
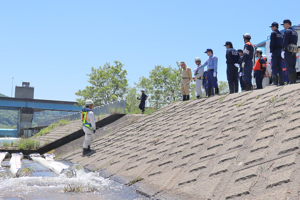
[[269, 22, 283, 85], [253, 49, 266, 89], [238, 49, 246, 91], [224, 41, 239, 93], [137, 89, 147, 114], [202, 71, 214, 97], [242, 33, 254, 91], [282, 19, 298, 84]]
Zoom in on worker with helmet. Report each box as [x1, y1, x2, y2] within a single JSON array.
[[194, 49, 219, 97], [238, 49, 246, 91], [180, 61, 192, 101], [282, 19, 298, 84], [137, 89, 147, 114], [193, 57, 204, 99], [242, 33, 254, 91], [253, 49, 266, 89], [224, 41, 239, 93], [269, 22, 283, 85], [81, 99, 96, 155]]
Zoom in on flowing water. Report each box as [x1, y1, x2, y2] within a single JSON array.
[[0, 159, 148, 200]]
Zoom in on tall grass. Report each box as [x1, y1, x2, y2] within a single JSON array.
[[17, 138, 40, 150]]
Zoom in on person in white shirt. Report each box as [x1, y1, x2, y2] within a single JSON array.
[[193, 57, 204, 99]]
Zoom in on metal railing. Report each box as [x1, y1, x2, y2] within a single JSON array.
[[37, 100, 125, 126]]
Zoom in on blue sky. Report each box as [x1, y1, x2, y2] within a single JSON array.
[[1, 0, 300, 101]]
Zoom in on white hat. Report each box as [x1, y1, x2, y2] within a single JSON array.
[[243, 33, 251, 39], [141, 89, 145, 92], [85, 99, 94, 106], [195, 57, 201, 62]]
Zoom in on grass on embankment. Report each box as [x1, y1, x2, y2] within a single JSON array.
[[33, 119, 69, 138]]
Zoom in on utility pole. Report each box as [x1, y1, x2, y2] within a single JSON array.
[[11, 77, 14, 97]]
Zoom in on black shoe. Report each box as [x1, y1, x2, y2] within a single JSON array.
[[207, 88, 212, 97], [245, 83, 251, 91], [83, 148, 89, 155], [215, 88, 219, 95], [288, 74, 295, 84], [182, 95, 186, 101], [234, 83, 239, 93], [87, 145, 93, 151], [229, 84, 234, 94], [196, 96, 200, 99], [186, 95, 190, 100], [272, 75, 278, 85], [278, 75, 283, 85]]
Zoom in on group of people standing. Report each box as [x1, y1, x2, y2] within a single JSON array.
[[180, 19, 298, 101]]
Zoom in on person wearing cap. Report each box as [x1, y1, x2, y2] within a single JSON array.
[[180, 61, 192, 101], [238, 49, 246, 91], [242, 33, 254, 91], [193, 57, 204, 99], [81, 99, 96, 155], [194, 49, 219, 96], [224, 41, 239, 93], [253, 49, 266, 89], [269, 22, 283, 85], [282, 19, 298, 84], [137, 89, 147, 114]]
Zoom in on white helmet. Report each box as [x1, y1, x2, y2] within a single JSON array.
[[195, 57, 201, 62], [141, 89, 145, 92], [243, 33, 251, 39], [256, 49, 263, 54], [85, 99, 94, 106]]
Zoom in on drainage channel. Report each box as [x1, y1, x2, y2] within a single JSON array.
[[0, 153, 149, 200]]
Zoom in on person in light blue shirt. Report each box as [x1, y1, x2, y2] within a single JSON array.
[[195, 49, 219, 96]]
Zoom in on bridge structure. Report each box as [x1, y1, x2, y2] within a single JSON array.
[[0, 95, 82, 137]]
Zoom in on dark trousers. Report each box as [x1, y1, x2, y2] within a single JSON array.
[[139, 103, 145, 112], [239, 76, 246, 90], [207, 70, 218, 89], [254, 70, 264, 89], [226, 67, 239, 85], [204, 83, 214, 96], [285, 51, 297, 75], [243, 61, 253, 85], [227, 67, 239, 93], [271, 55, 282, 75]]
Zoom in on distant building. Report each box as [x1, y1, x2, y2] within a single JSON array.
[[15, 82, 34, 99]]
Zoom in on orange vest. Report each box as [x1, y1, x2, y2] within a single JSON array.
[[246, 42, 253, 46], [253, 57, 266, 71]]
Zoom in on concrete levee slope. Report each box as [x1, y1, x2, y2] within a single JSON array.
[[61, 84, 300, 200]]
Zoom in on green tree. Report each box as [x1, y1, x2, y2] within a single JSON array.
[[76, 61, 128, 106], [135, 65, 182, 108], [125, 87, 140, 113], [218, 81, 229, 95]]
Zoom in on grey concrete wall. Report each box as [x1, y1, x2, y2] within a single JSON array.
[[15, 86, 34, 99]]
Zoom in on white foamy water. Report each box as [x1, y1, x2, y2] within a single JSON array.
[[0, 169, 148, 200]]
